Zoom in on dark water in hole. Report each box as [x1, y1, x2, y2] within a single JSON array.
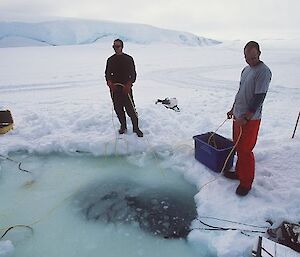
[[74, 177, 197, 239]]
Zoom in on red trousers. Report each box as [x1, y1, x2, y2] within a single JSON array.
[[233, 120, 261, 189]]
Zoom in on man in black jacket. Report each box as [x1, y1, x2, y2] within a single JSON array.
[[105, 39, 143, 137]]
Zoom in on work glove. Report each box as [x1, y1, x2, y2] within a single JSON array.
[[244, 111, 253, 121], [235, 112, 253, 126], [123, 82, 132, 95], [227, 109, 233, 119], [107, 80, 117, 92]]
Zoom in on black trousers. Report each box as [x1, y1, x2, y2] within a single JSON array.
[[111, 88, 139, 130]]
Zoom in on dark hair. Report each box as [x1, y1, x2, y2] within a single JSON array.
[[114, 39, 124, 47], [244, 41, 261, 53]]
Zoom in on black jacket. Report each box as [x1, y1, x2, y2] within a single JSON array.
[[105, 53, 137, 84]]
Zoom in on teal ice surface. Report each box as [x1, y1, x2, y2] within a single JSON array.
[[0, 152, 212, 257]]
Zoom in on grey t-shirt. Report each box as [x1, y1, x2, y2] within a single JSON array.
[[233, 62, 272, 120]]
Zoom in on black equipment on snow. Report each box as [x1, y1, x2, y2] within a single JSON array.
[[0, 110, 14, 134], [155, 98, 180, 112], [267, 221, 300, 253]]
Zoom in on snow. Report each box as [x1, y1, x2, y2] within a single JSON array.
[[0, 241, 14, 257], [0, 18, 300, 257]]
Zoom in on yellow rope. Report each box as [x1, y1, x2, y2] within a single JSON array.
[[109, 102, 129, 156], [198, 121, 242, 192], [1, 224, 33, 239], [207, 118, 228, 147]]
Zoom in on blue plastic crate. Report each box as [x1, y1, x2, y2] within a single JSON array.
[[193, 132, 235, 173]]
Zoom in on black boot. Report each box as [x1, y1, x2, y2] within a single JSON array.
[[119, 125, 127, 134], [132, 117, 143, 137], [133, 128, 143, 137], [223, 170, 238, 180], [235, 185, 250, 196]]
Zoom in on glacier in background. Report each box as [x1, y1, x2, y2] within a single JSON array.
[[0, 17, 221, 48]]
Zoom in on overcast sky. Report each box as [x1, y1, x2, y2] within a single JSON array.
[[1, 0, 299, 40]]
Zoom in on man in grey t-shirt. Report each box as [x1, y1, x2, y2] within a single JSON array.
[[225, 41, 272, 196]]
